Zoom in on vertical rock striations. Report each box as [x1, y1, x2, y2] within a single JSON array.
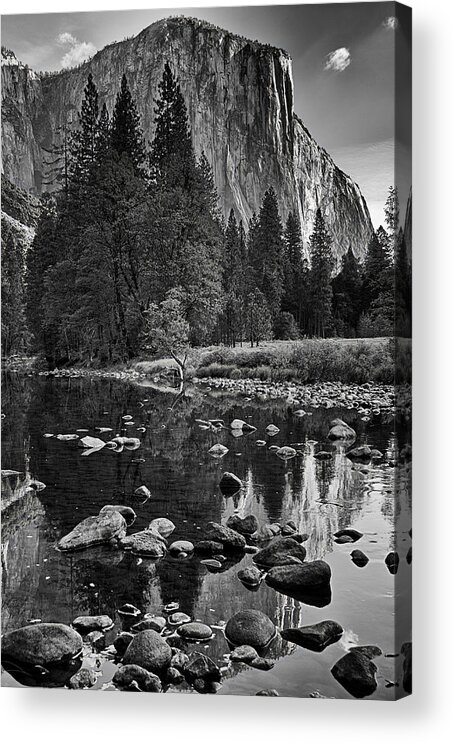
[[1, 17, 373, 257]]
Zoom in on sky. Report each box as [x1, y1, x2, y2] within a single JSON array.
[[1, 3, 412, 227]]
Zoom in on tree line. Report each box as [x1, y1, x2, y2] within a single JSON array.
[[2, 64, 411, 364]]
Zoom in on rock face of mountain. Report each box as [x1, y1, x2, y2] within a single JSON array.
[[1, 17, 373, 256]]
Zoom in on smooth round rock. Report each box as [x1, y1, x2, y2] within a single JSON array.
[[177, 622, 213, 641], [169, 540, 194, 556], [1, 623, 83, 671], [100, 505, 136, 526], [225, 610, 276, 649], [72, 615, 113, 634]]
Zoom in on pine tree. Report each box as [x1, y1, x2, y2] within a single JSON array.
[[362, 230, 390, 311], [110, 74, 146, 175], [68, 73, 100, 189], [384, 186, 400, 264], [308, 208, 334, 337], [149, 62, 195, 190], [96, 102, 111, 161], [282, 210, 304, 325], [249, 187, 285, 316], [332, 248, 363, 336]]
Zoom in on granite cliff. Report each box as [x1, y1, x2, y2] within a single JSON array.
[[1, 17, 373, 256]]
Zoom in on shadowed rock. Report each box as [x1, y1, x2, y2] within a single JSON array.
[[331, 648, 378, 698], [401, 642, 412, 693], [281, 620, 343, 651], [204, 522, 246, 551], [120, 530, 166, 557], [219, 471, 242, 494], [385, 551, 400, 574], [334, 528, 363, 543], [184, 652, 221, 684], [351, 549, 369, 567], [72, 615, 113, 634], [265, 560, 331, 598]]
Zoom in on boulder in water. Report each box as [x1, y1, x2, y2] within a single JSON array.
[[253, 536, 306, 568], [1, 622, 83, 679], [225, 609, 276, 649], [113, 664, 162, 692], [120, 530, 166, 557], [72, 615, 113, 634], [281, 620, 343, 651], [204, 522, 246, 551], [219, 471, 242, 494], [78, 436, 105, 449], [122, 630, 172, 675], [226, 514, 259, 535], [58, 511, 127, 552], [331, 648, 378, 698], [148, 517, 175, 538]]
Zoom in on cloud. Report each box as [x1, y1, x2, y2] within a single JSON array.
[[383, 16, 399, 31], [324, 47, 351, 72], [56, 32, 96, 68]]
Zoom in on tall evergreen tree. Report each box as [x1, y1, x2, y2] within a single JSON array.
[[69, 73, 100, 189], [148, 62, 195, 190], [110, 74, 146, 175], [282, 210, 304, 325], [307, 208, 334, 337], [332, 248, 363, 336], [384, 185, 400, 265], [249, 187, 285, 316]]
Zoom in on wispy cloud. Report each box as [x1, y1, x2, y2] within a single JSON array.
[[57, 31, 96, 69], [324, 47, 351, 72], [383, 16, 399, 31]]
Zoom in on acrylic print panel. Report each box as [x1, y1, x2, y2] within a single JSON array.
[[1, 2, 412, 698]]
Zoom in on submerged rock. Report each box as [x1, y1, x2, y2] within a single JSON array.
[[226, 514, 258, 535], [314, 450, 333, 460], [225, 609, 276, 649], [122, 630, 172, 675], [99, 504, 136, 526], [281, 620, 343, 651], [219, 471, 242, 494], [58, 511, 127, 552], [113, 664, 162, 692], [266, 424, 280, 436], [253, 535, 306, 568]]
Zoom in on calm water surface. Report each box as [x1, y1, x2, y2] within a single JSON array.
[[1, 373, 411, 698]]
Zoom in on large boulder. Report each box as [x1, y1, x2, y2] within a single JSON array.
[[331, 648, 378, 698], [237, 565, 262, 588], [120, 530, 166, 557], [226, 514, 259, 535], [99, 504, 136, 526], [253, 536, 306, 568], [58, 511, 127, 551], [225, 609, 276, 649], [1, 623, 83, 676], [113, 664, 162, 692], [265, 560, 331, 598], [281, 620, 343, 651], [204, 522, 246, 551], [122, 629, 172, 675], [219, 472, 242, 495]]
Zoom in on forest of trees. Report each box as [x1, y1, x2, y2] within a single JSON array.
[[2, 65, 411, 364]]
